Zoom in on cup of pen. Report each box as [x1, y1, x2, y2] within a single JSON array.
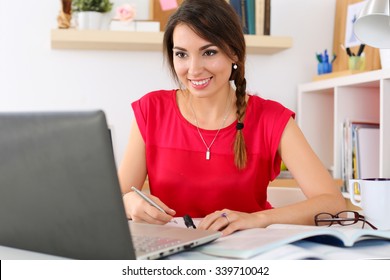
[[348, 55, 365, 71], [316, 50, 335, 76], [317, 62, 332, 75]]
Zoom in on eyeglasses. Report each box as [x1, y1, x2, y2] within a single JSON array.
[[314, 210, 377, 230]]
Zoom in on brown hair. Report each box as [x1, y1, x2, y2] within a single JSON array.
[[163, 0, 248, 169]]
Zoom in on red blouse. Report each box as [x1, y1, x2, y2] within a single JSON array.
[[132, 90, 294, 217]]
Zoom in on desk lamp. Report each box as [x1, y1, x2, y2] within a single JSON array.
[[354, 0, 390, 48]]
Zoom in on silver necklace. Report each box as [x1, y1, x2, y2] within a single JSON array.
[[189, 93, 231, 160]]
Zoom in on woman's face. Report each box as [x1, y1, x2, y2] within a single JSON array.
[[172, 24, 235, 98]]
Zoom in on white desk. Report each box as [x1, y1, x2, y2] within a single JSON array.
[[2, 218, 390, 260], [2, 217, 388, 260], [0, 245, 66, 260], [2, 237, 390, 260]]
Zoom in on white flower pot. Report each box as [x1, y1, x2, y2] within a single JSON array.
[[77, 11, 104, 30]]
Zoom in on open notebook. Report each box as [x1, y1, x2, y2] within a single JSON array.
[[0, 110, 220, 260]]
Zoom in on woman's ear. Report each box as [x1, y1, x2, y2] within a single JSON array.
[[228, 48, 238, 64], [232, 55, 238, 64]]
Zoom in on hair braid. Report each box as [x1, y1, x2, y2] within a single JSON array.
[[234, 74, 247, 169]]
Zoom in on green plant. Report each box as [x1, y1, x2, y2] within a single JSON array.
[[72, 0, 113, 13]]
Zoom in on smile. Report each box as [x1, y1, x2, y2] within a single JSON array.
[[190, 78, 211, 86]]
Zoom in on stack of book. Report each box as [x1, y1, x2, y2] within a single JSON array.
[[229, 0, 271, 35], [151, 0, 271, 34], [341, 120, 380, 193]]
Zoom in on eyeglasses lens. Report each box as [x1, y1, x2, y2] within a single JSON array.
[[315, 213, 334, 226], [336, 211, 358, 226]]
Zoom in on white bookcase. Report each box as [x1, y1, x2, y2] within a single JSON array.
[[297, 69, 390, 181]]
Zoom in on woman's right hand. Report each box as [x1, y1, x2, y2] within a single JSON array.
[[122, 191, 176, 224]]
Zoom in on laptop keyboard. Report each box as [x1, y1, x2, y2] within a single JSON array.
[[132, 235, 181, 253]]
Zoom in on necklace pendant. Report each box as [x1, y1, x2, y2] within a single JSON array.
[[206, 150, 210, 160]]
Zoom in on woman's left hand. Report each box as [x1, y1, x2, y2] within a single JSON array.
[[197, 209, 265, 236]]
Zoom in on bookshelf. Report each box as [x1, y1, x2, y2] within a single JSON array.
[[297, 70, 390, 184], [50, 29, 292, 54]]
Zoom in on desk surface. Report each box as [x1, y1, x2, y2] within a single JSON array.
[[2, 229, 390, 260], [0, 216, 385, 260], [0, 245, 66, 260]]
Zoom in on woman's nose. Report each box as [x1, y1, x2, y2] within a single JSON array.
[[188, 57, 203, 76]]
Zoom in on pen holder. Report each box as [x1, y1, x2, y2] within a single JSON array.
[[317, 62, 332, 75], [348, 56, 365, 71]]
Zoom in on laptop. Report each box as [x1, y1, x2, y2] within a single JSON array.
[[0, 110, 221, 260]]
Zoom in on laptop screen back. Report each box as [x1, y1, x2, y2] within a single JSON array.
[[0, 111, 135, 259]]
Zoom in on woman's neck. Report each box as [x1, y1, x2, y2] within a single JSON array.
[[177, 87, 236, 130]]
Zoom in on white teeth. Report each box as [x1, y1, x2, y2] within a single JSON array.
[[191, 78, 210, 86]]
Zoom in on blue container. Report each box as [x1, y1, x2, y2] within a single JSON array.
[[317, 62, 332, 75]]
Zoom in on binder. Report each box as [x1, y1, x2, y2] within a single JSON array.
[[355, 126, 380, 179], [264, 0, 271, 35], [245, 0, 256, 35], [255, 0, 265, 35], [230, 0, 248, 34]]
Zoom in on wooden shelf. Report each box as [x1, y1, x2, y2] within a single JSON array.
[[269, 178, 344, 189], [312, 70, 368, 81], [50, 29, 293, 54]]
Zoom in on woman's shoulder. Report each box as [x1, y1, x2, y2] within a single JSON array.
[[132, 90, 178, 126], [248, 93, 290, 112], [134, 89, 176, 107], [139, 89, 176, 101], [247, 93, 295, 124]]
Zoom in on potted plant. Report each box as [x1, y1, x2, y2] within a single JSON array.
[[72, 0, 114, 30]]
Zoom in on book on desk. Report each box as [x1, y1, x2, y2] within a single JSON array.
[[170, 218, 390, 259], [194, 224, 390, 259]]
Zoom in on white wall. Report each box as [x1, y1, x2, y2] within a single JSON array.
[[0, 0, 336, 165]]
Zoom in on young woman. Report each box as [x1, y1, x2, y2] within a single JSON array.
[[119, 0, 346, 236]]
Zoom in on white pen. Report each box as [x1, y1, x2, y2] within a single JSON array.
[[130, 186, 177, 224]]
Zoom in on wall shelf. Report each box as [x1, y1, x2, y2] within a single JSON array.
[[50, 29, 293, 54]]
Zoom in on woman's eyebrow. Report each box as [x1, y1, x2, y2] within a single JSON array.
[[199, 43, 216, 50], [173, 46, 186, 51], [173, 43, 216, 52]]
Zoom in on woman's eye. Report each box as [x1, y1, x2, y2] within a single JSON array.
[[204, 50, 217, 56], [174, 52, 187, 58]]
